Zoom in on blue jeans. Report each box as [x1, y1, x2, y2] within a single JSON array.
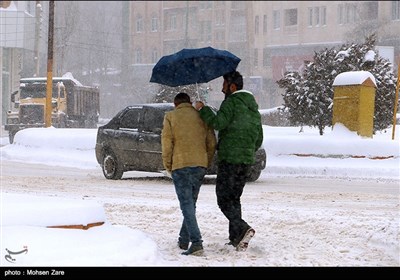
[[172, 166, 207, 246]]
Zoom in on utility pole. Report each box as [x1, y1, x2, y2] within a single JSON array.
[[121, 1, 130, 95], [45, 0, 54, 127], [34, 1, 42, 76]]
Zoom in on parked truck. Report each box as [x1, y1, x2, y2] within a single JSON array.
[[5, 76, 100, 143]]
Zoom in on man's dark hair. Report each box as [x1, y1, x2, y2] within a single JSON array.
[[223, 71, 243, 90], [174, 92, 191, 105]]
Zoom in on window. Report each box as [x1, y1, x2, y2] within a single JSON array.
[[263, 48, 271, 67], [151, 14, 158, 32], [284, 9, 297, 26], [273, 10, 280, 30], [321, 6, 326, 25], [263, 15, 267, 34], [392, 0, 400, 20], [314, 7, 320, 26], [136, 14, 143, 33], [166, 14, 177, 31], [58, 84, 65, 98], [338, 3, 358, 24], [142, 107, 168, 133], [121, 109, 140, 129], [171, 14, 177, 30], [254, 48, 258, 67], [151, 48, 158, 64], [215, 10, 225, 26], [345, 3, 358, 24], [135, 48, 142, 64], [338, 4, 344, 24], [364, 1, 378, 20], [255, 15, 259, 34], [200, 21, 212, 42], [308, 7, 313, 26], [309, 6, 325, 27], [345, 4, 351, 23]]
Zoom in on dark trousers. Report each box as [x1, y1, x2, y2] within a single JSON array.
[[216, 161, 251, 245]]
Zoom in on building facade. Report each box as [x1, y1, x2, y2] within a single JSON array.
[[1, 0, 47, 124], [1, 1, 399, 126], [129, 1, 400, 109]]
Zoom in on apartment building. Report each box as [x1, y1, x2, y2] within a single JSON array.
[[1, 1, 399, 123], [129, 1, 400, 109], [0, 1, 45, 124]]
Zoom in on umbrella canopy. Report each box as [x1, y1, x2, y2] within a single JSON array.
[[150, 46, 241, 87]]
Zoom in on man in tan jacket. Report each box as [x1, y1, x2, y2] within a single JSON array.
[[162, 92, 216, 256]]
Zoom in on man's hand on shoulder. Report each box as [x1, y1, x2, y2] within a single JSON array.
[[194, 101, 204, 111]]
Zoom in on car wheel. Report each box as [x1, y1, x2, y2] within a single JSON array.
[[246, 149, 267, 182], [246, 167, 262, 182], [102, 150, 124, 180]]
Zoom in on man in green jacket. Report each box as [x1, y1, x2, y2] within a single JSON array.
[[162, 92, 216, 256], [195, 71, 263, 251]]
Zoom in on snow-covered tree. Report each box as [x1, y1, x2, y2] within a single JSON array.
[[300, 48, 337, 135], [277, 34, 397, 135], [152, 84, 209, 103], [276, 71, 306, 128], [369, 54, 397, 131]]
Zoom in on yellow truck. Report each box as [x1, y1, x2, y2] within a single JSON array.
[[5, 77, 100, 143]]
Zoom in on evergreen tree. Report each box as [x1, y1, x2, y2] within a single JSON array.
[[301, 48, 337, 135], [372, 56, 396, 131], [152, 84, 209, 103], [276, 71, 307, 128], [277, 34, 397, 134]]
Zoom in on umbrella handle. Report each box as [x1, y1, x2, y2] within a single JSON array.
[[196, 83, 200, 100]]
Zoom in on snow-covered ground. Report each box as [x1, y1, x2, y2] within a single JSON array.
[[0, 124, 399, 268], [1, 123, 399, 179]]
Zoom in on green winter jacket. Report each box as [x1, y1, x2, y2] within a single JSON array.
[[199, 90, 263, 165]]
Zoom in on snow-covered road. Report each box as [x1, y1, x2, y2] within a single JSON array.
[[2, 160, 399, 266]]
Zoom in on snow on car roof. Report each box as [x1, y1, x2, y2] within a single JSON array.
[[127, 103, 174, 109]]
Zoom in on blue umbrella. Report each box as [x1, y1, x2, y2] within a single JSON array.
[[150, 46, 241, 87]]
